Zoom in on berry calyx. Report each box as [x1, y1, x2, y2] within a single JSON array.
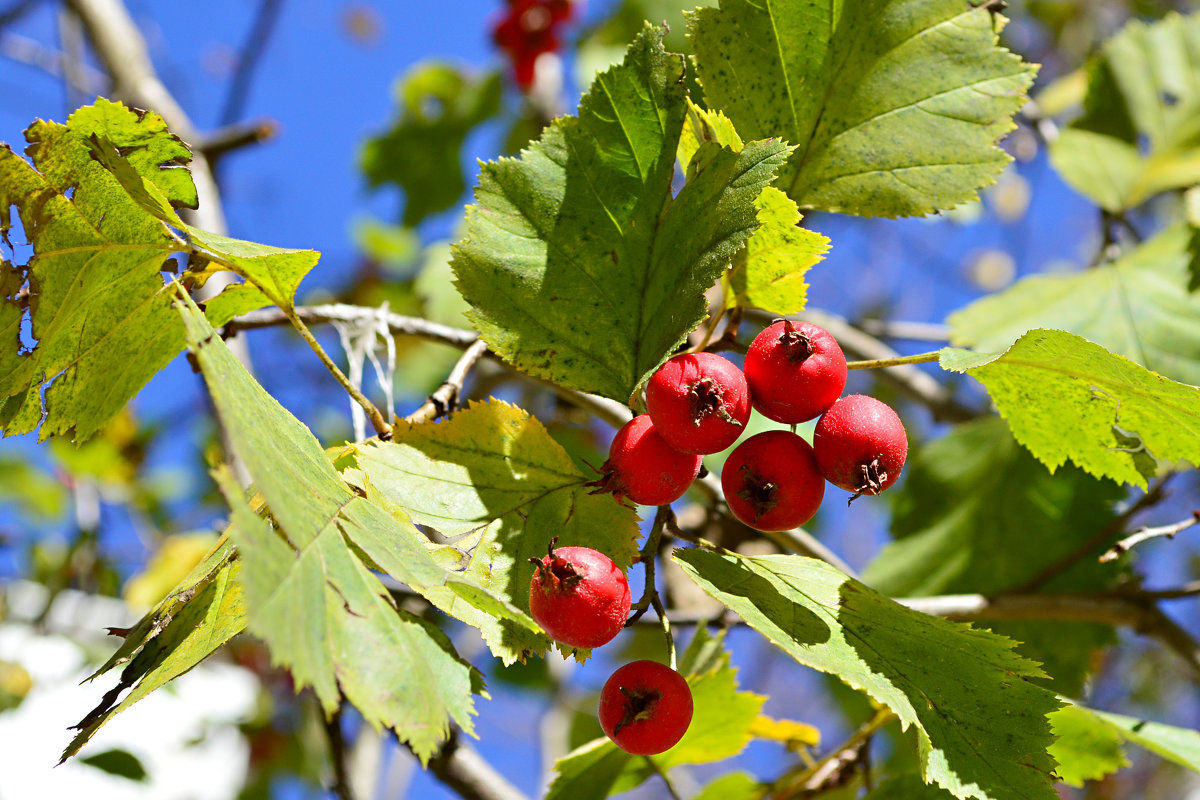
[[646, 352, 751, 454], [528, 538, 631, 650], [589, 415, 702, 506], [598, 660, 693, 755], [721, 430, 825, 531], [744, 320, 847, 423], [813, 394, 908, 501]]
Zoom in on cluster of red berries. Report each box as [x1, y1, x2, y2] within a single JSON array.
[[528, 540, 692, 755], [490, 0, 572, 91], [593, 320, 909, 529], [527, 321, 909, 755]]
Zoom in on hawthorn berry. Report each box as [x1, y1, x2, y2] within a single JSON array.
[[645, 352, 751, 454], [813, 394, 908, 500], [590, 415, 702, 506], [743, 320, 847, 423], [598, 660, 693, 755], [721, 430, 825, 531], [491, 0, 573, 91], [528, 539, 631, 650]]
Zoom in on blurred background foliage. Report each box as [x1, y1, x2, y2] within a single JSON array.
[[2, 0, 1200, 798]]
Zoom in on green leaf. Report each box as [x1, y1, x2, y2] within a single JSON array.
[[689, 0, 1036, 217], [1048, 702, 1200, 785], [1047, 705, 1130, 786], [728, 186, 829, 315], [939, 329, 1200, 488], [452, 26, 792, 401], [947, 224, 1200, 385], [1049, 12, 1200, 211], [361, 64, 502, 227], [352, 399, 640, 664], [674, 548, 1061, 800], [864, 417, 1123, 693], [692, 772, 764, 800], [0, 98, 319, 441], [62, 546, 245, 762], [79, 748, 150, 782], [0, 99, 191, 440], [546, 633, 764, 800], [177, 295, 492, 762]]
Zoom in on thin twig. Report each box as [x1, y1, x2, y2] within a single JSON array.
[[219, 0, 283, 126], [1013, 476, 1172, 593], [407, 338, 488, 425], [0, 0, 41, 28], [0, 31, 106, 92], [626, 507, 669, 627], [195, 118, 278, 162], [846, 351, 942, 370], [282, 307, 392, 439], [651, 592, 676, 671], [1100, 511, 1200, 563], [773, 707, 894, 798]]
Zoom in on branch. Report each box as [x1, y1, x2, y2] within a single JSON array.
[[194, 118, 278, 162], [756, 308, 977, 423], [324, 705, 357, 800], [426, 729, 531, 800], [855, 318, 951, 343], [1012, 475, 1172, 593], [230, 304, 634, 429], [1100, 511, 1200, 563], [219, 0, 283, 127], [0, 31, 105, 92], [407, 338, 489, 425]]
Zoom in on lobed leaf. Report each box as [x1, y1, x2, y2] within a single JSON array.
[[674, 548, 1061, 800], [689, 0, 1036, 217], [62, 538, 244, 762], [1049, 13, 1200, 211], [452, 26, 792, 401], [177, 295, 507, 762], [948, 225, 1200, 386], [939, 329, 1200, 487], [352, 398, 640, 664], [1048, 702, 1200, 786]]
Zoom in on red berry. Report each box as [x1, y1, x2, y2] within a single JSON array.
[[813, 394, 908, 499], [744, 320, 847, 423], [721, 430, 825, 531], [645, 352, 751, 454], [598, 660, 693, 755], [528, 540, 631, 649], [590, 415, 702, 506]]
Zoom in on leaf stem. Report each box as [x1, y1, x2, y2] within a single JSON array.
[[643, 756, 684, 800], [651, 591, 676, 671], [282, 306, 393, 439], [845, 351, 941, 370]]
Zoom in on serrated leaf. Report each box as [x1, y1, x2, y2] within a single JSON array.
[[352, 399, 640, 663], [452, 26, 792, 401], [674, 549, 1061, 800], [1049, 702, 1200, 786], [728, 186, 828, 315], [0, 98, 319, 441], [0, 100, 191, 440], [864, 417, 1123, 693], [62, 553, 245, 762], [362, 64, 502, 227], [1049, 13, 1200, 211], [948, 224, 1200, 385], [677, 98, 743, 178], [748, 715, 821, 748], [689, 0, 1036, 217], [939, 329, 1200, 488], [546, 637, 764, 800], [177, 295, 499, 762]]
